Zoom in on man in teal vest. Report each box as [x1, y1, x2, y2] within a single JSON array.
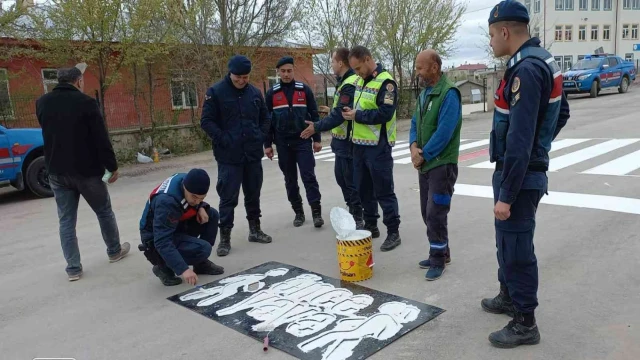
[[300, 47, 368, 229], [409, 50, 462, 281], [342, 45, 401, 251]]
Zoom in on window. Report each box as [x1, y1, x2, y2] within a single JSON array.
[[579, 25, 587, 40], [591, 25, 599, 40], [554, 56, 563, 68], [579, 0, 588, 9], [41, 69, 58, 94], [634, 0, 640, 9], [603, 25, 610, 40], [604, 0, 612, 9], [622, 24, 630, 39], [563, 56, 573, 72], [267, 69, 280, 88], [578, 55, 585, 60], [555, 26, 563, 41], [565, 25, 573, 41], [170, 77, 197, 109], [556, 0, 564, 9], [623, 0, 631, 9], [607, 57, 618, 67], [0, 69, 12, 119], [625, 53, 634, 61], [524, 0, 531, 12], [633, 24, 639, 40], [535, 0, 541, 12], [591, 0, 600, 9], [565, 0, 574, 9], [533, 26, 541, 38]]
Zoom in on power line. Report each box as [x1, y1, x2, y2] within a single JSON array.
[[462, 5, 494, 15]]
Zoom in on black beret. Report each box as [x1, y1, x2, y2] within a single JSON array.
[[276, 56, 294, 68], [228, 55, 252, 75], [488, 0, 530, 25]]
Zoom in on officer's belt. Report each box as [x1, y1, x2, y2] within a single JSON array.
[[495, 162, 547, 172]]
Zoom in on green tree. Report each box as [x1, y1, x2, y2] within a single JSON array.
[[27, 0, 129, 126]]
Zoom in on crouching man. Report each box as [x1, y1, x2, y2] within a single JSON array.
[[139, 169, 224, 286]]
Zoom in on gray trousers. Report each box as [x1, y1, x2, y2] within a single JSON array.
[[49, 174, 122, 275]]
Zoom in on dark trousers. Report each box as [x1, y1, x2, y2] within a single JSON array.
[[276, 140, 321, 209], [419, 164, 458, 266], [492, 172, 544, 314], [49, 174, 121, 276], [334, 155, 362, 213], [353, 143, 399, 233], [173, 208, 220, 266], [216, 162, 263, 229]]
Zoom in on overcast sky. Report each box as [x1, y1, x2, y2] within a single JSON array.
[[442, 0, 496, 68]]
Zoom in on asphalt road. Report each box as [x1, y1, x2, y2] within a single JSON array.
[[1, 86, 639, 360]]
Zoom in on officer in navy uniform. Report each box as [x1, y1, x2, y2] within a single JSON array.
[[481, 0, 570, 348], [200, 55, 272, 258], [139, 169, 224, 286], [264, 56, 324, 228], [300, 47, 367, 229]]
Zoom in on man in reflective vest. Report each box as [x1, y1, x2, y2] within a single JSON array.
[[264, 56, 324, 228], [300, 47, 369, 229], [139, 169, 224, 286], [342, 46, 401, 251], [481, 0, 570, 348], [410, 49, 463, 281]]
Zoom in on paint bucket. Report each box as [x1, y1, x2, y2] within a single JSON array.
[[336, 230, 374, 282], [330, 207, 374, 282]]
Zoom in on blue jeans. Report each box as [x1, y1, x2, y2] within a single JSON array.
[[49, 174, 122, 275]]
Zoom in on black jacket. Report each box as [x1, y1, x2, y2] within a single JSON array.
[[200, 75, 270, 164], [36, 83, 118, 177]]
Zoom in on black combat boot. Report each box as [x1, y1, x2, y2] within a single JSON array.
[[293, 207, 305, 227], [152, 265, 182, 286], [349, 206, 365, 230], [248, 219, 273, 243], [311, 204, 324, 228], [380, 232, 401, 251], [217, 228, 231, 257], [364, 222, 380, 238], [489, 311, 540, 348], [193, 259, 225, 275], [481, 284, 515, 317]]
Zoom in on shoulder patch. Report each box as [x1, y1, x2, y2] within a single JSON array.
[[511, 92, 521, 107], [386, 83, 395, 92], [204, 94, 211, 101], [272, 83, 281, 91], [511, 76, 520, 93], [383, 92, 394, 105], [294, 82, 304, 89]]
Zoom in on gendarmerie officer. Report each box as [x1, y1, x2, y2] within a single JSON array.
[[200, 55, 272, 257], [264, 56, 325, 228], [139, 169, 224, 286], [480, 0, 570, 348], [342, 46, 401, 251], [300, 47, 366, 229]]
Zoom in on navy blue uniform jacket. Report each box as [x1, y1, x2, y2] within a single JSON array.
[[201, 75, 270, 164], [264, 80, 320, 147]]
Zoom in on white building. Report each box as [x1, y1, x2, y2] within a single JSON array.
[[516, 0, 639, 71]]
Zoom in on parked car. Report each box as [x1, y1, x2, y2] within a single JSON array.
[[562, 54, 636, 98], [0, 124, 52, 197]]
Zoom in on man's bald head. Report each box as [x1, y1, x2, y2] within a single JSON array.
[[415, 49, 442, 87], [417, 49, 442, 72]]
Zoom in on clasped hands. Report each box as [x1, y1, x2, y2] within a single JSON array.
[[410, 143, 424, 170]]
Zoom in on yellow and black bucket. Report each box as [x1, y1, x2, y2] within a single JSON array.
[[336, 231, 374, 282]]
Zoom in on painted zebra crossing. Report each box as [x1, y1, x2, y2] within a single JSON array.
[[262, 138, 640, 177]]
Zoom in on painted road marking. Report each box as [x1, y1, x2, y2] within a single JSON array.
[[470, 138, 593, 169], [454, 184, 640, 216], [548, 139, 640, 171], [581, 149, 640, 176], [263, 138, 640, 177]]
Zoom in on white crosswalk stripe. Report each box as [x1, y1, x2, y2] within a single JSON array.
[[262, 138, 640, 177]]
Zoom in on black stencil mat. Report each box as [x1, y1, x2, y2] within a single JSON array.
[[168, 261, 445, 360]]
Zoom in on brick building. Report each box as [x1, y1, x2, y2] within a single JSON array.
[[0, 38, 321, 131]]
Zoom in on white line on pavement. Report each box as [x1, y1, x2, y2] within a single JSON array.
[[453, 184, 640, 215]]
